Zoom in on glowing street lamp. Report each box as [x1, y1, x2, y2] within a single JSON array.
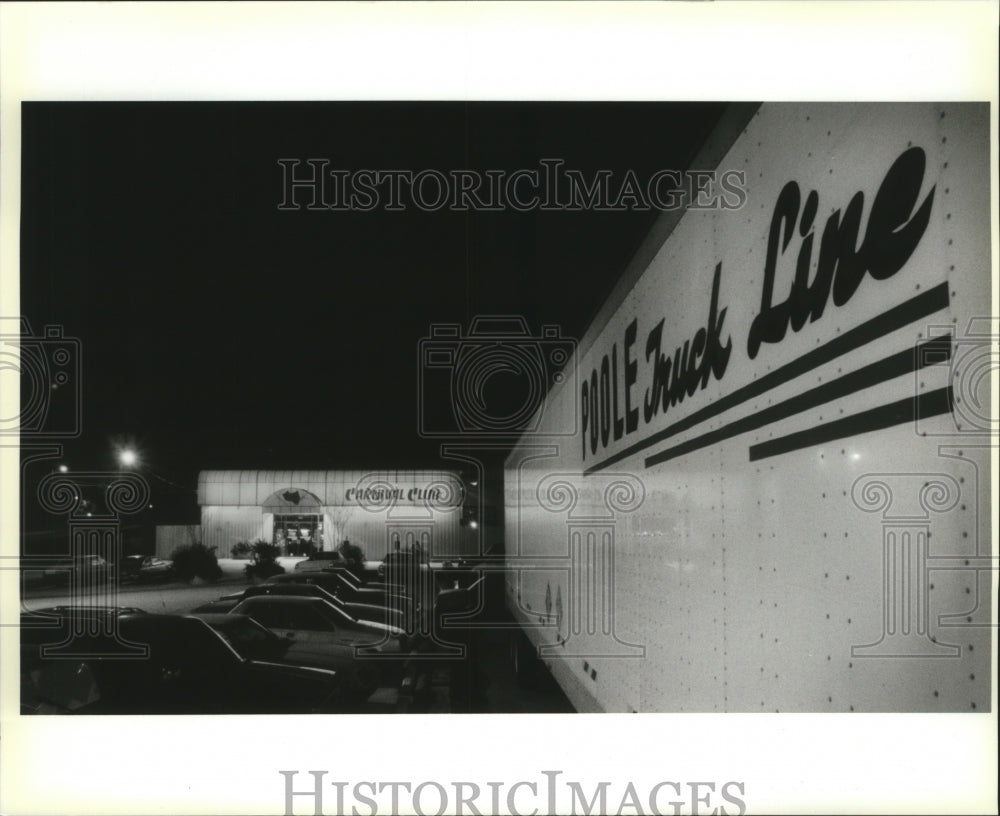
[[118, 448, 138, 468]]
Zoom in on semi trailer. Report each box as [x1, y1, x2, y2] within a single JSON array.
[[504, 102, 994, 713]]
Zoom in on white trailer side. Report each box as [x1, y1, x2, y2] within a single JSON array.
[[504, 102, 993, 713]]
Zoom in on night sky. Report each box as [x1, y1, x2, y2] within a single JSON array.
[[20, 102, 726, 525]]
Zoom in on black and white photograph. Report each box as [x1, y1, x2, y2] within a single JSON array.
[[1, 4, 996, 816]]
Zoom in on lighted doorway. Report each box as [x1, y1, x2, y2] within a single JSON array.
[[273, 514, 323, 556]]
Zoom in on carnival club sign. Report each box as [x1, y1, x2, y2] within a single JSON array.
[[344, 484, 457, 505]]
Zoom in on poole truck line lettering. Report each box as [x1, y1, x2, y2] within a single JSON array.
[[581, 145, 939, 470], [642, 260, 732, 424], [581, 261, 731, 459], [747, 146, 935, 359]]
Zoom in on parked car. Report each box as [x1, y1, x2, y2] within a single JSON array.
[[419, 577, 488, 655], [435, 560, 482, 592], [266, 572, 415, 616], [119, 555, 174, 583], [227, 595, 407, 697], [293, 551, 344, 573], [20, 612, 342, 714], [23, 605, 149, 627], [27, 605, 149, 616], [191, 583, 407, 632], [20, 605, 149, 650], [192, 612, 396, 701], [24, 554, 116, 587], [433, 576, 487, 619], [229, 595, 405, 647]]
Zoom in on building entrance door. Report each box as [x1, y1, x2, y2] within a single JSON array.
[[272, 514, 322, 555]]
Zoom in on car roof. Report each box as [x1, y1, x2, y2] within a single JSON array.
[[269, 572, 340, 585], [238, 595, 326, 606], [22, 611, 230, 652], [234, 594, 352, 619], [118, 612, 204, 627], [187, 612, 240, 624], [28, 605, 148, 616], [246, 583, 336, 597]]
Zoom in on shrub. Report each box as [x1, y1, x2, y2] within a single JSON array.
[[170, 542, 223, 583], [250, 540, 281, 562], [231, 541, 252, 558], [244, 539, 286, 581], [246, 560, 285, 580]]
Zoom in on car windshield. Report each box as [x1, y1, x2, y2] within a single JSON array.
[[311, 601, 349, 628], [22, 654, 103, 713], [266, 584, 344, 610], [315, 587, 346, 610], [320, 570, 360, 591], [207, 617, 282, 660], [234, 598, 345, 632], [158, 616, 249, 663]]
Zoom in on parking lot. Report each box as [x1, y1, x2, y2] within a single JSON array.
[[20, 558, 573, 716]]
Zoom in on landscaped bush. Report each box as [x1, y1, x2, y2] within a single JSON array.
[[247, 560, 285, 580], [244, 540, 286, 581], [170, 542, 223, 582], [231, 541, 252, 558]]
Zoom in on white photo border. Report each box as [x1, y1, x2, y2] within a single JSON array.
[[1, 3, 997, 815]]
